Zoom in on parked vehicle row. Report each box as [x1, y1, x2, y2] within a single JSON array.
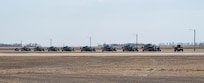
[[14, 44, 184, 52], [15, 46, 72, 52]]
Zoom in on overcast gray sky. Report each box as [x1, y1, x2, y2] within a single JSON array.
[[0, 0, 204, 46]]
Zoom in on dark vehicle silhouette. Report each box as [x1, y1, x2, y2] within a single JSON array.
[[142, 44, 161, 52], [34, 47, 45, 51], [61, 46, 74, 51], [174, 45, 183, 52], [122, 45, 138, 52], [80, 46, 95, 52], [48, 46, 59, 51], [102, 45, 116, 52], [15, 46, 31, 51], [15, 48, 20, 51]]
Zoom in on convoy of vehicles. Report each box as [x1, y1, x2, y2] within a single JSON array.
[[13, 44, 187, 53], [15, 46, 31, 51]]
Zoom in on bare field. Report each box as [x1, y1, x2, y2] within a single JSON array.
[[0, 52, 204, 83]]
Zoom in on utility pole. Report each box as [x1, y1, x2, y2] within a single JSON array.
[[50, 39, 52, 47], [136, 34, 138, 47], [194, 29, 196, 52], [21, 40, 23, 47], [90, 36, 92, 47], [189, 29, 196, 52]]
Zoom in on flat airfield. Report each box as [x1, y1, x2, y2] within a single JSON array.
[[0, 49, 204, 83]]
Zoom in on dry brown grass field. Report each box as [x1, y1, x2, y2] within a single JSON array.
[[0, 48, 204, 83]]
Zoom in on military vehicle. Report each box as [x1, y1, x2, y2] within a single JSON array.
[[142, 44, 161, 51], [15, 46, 31, 51], [122, 45, 138, 52], [80, 46, 95, 52], [15, 48, 20, 51], [34, 47, 45, 51], [174, 45, 183, 52], [61, 46, 74, 51], [48, 46, 59, 51], [102, 45, 116, 52]]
